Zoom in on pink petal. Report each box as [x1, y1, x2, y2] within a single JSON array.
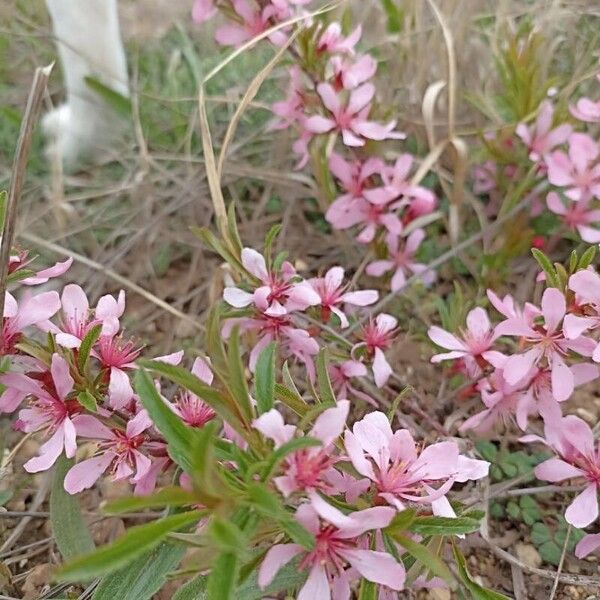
[[412, 441, 459, 480], [340, 290, 378, 306], [241, 248, 268, 281], [60, 284, 89, 325], [541, 287, 566, 333], [366, 260, 394, 277], [466, 307, 491, 339], [569, 269, 600, 301], [338, 548, 405, 590], [328, 153, 353, 187], [535, 458, 584, 482], [223, 286, 254, 308], [215, 23, 250, 47], [565, 484, 599, 528], [192, 0, 216, 23], [503, 348, 542, 385], [428, 326, 466, 351], [12, 292, 61, 331], [258, 544, 303, 588], [336, 506, 396, 539], [372, 347, 392, 388], [309, 400, 349, 446], [51, 354, 74, 400], [575, 533, 600, 558], [108, 367, 134, 409], [341, 128, 365, 147], [455, 456, 489, 482], [317, 83, 341, 115], [344, 430, 376, 479], [563, 314, 596, 339], [298, 565, 330, 600], [551, 353, 574, 401], [253, 409, 296, 448], [63, 417, 77, 458], [191, 357, 213, 385], [304, 115, 336, 134], [71, 414, 113, 439], [21, 257, 73, 285], [24, 427, 65, 473], [347, 83, 375, 115], [64, 452, 115, 494]]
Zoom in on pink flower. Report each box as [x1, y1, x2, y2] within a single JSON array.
[[570, 76, 600, 123], [224, 248, 320, 317], [191, 0, 216, 23], [317, 23, 362, 55], [253, 400, 349, 496], [344, 412, 488, 514], [428, 307, 500, 375], [366, 230, 434, 292], [363, 154, 436, 209], [258, 492, 405, 599], [304, 83, 404, 147], [271, 66, 305, 130], [545, 133, 600, 201], [308, 266, 378, 327], [494, 287, 595, 401], [18, 256, 73, 286], [214, 0, 288, 47], [546, 192, 600, 243], [13, 355, 82, 473], [472, 161, 497, 195], [354, 314, 397, 387], [329, 360, 375, 405], [171, 358, 216, 427], [515, 101, 571, 162], [329, 54, 377, 90], [64, 410, 153, 494], [565, 269, 600, 360], [1, 291, 60, 356], [532, 416, 600, 528]]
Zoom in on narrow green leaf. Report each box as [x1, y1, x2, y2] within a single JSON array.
[[578, 245, 596, 269], [385, 508, 417, 534], [255, 342, 277, 414], [275, 383, 308, 417], [452, 542, 511, 599], [58, 510, 204, 582], [206, 552, 239, 600], [568, 250, 578, 273], [409, 515, 481, 536], [358, 578, 377, 600], [531, 248, 559, 288], [93, 542, 185, 600], [77, 324, 102, 374], [227, 203, 244, 256], [134, 368, 195, 471], [50, 454, 95, 560], [380, 0, 403, 32], [391, 533, 454, 586], [0, 489, 13, 506], [84, 76, 132, 117], [237, 557, 306, 599], [226, 327, 254, 423], [104, 487, 196, 514], [263, 224, 282, 268], [0, 190, 7, 232], [316, 348, 336, 405], [208, 517, 248, 557], [172, 573, 208, 600], [77, 389, 97, 412]]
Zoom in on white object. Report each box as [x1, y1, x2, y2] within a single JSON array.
[[43, 0, 129, 169]]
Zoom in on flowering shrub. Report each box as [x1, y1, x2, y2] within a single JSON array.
[[3, 2, 600, 599]]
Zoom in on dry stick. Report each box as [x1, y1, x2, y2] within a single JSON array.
[[549, 524, 571, 600], [345, 194, 533, 335], [19, 232, 204, 332], [0, 64, 53, 319]]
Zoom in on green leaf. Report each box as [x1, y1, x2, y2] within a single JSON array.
[[0, 190, 6, 232], [385, 508, 416, 534], [134, 368, 196, 471], [409, 515, 481, 536], [77, 389, 97, 412], [578, 245, 596, 269], [315, 348, 336, 405], [84, 76, 132, 117], [58, 510, 203, 582], [263, 224, 282, 269], [358, 578, 377, 600], [50, 454, 95, 560], [226, 327, 254, 423], [104, 487, 196, 514], [172, 573, 208, 600], [380, 0, 403, 32], [77, 324, 102, 374], [275, 383, 308, 417], [531, 522, 551, 545], [568, 250, 578, 273], [206, 552, 239, 600], [531, 248, 559, 288], [245, 483, 314, 550], [255, 342, 276, 414], [0, 489, 13, 506], [93, 542, 185, 600], [390, 533, 454, 586], [452, 543, 511, 599], [207, 517, 248, 557]]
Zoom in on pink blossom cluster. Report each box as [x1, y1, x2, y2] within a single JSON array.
[[220, 245, 405, 389], [192, 1, 438, 294], [474, 78, 600, 245], [428, 267, 600, 558]]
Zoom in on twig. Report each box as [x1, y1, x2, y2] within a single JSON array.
[[549, 524, 570, 600], [0, 64, 53, 319]]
